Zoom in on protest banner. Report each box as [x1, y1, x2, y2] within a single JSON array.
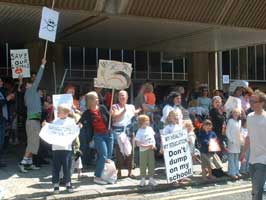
[[39, 123, 80, 147], [224, 96, 242, 117], [39, 7, 59, 43], [10, 49, 30, 78], [52, 94, 73, 119], [94, 59, 132, 90], [161, 129, 193, 183]]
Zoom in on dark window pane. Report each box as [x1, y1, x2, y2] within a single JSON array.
[[149, 52, 160, 72], [185, 58, 188, 73], [98, 48, 109, 61], [71, 47, 83, 69], [222, 51, 230, 75], [64, 47, 70, 69], [162, 62, 172, 73], [85, 48, 96, 66], [135, 51, 147, 71], [256, 45, 264, 80], [123, 50, 134, 64], [239, 48, 247, 80], [248, 46, 255, 80], [111, 49, 122, 61], [173, 59, 183, 73], [231, 49, 238, 79]]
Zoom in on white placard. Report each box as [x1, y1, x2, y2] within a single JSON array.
[[223, 75, 230, 84], [224, 96, 242, 117], [39, 123, 80, 146], [10, 49, 30, 78], [52, 94, 73, 119], [161, 129, 193, 183], [39, 7, 59, 42], [94, 59, 132, 90]]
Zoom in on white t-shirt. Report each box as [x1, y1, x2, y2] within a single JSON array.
[[247, 111, 266, 164], [226, 118, 242, 153], [135, 126, 156, 152], [112, 104, 135, 127], [160, 104, 183, 125], [51, 117, 76, 151]]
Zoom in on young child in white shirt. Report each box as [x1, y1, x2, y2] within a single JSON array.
[[49, 104, 77, 194], [226, 108, 242, 179], [135, 114, 157, 187]]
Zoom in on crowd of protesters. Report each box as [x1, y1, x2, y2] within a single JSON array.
[[0, 58, 265, 199]]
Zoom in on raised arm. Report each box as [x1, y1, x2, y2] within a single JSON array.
[[31, 58, 46, 90]]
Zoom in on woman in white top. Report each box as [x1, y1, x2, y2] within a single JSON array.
[[161, 92, 183, 126], [111, 90, 140, 178]]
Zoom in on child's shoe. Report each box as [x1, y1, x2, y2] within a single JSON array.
[[139, 178, 146, 187], [53, 187, 59, 194], [148, 177, 158, 186], [66, 185, 73, 193], [18, 164, 28, 173]]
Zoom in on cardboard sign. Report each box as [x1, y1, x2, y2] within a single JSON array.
[[10, 49, 30, 78], [161, 129, 193, 183], [39, 123, 79, 146], [39, 7, 59, 42], [94, 59, 132, 90], [52, 94, 73, 119]]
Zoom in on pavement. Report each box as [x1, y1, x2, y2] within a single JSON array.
[[0, 145, 251, 200]]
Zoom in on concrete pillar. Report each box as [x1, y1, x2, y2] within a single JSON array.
[[188, 52, 216, 92]]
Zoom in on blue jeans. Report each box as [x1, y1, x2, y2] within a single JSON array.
[[240, 148, 250, 173], [249, 163, 266, 200], [228, 153, 240, 176], [94, 133, 114, 177]]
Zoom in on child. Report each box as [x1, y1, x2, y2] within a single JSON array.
[[49, 104, 76, 194], [197, 120, 223, 180], [183, 120, 196, 155], [143, 83, 156, 119], [226, 108, 242, 179], [135, 114, 157, 187], [239, 119, 249, 175]]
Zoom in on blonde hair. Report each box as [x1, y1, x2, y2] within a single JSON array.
[[231, 108, 241, 115], [57, 103, 71, 114], [85, 91, 98, 109], [183, 119, 194, 131], [166, 110, 179, 125], [138, 114, 150, 127]]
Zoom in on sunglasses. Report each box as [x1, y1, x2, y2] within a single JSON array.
[[250, 100, 260, 104]]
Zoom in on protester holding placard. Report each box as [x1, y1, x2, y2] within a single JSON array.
[[197, 120, 223, 180], [19, 58, 46, 173], [79, 91, 113, 185], [45, 104, 76, 194], [135, 114, 157, 187], [111, 90, 140, 178], [161, 92, 183, 126]]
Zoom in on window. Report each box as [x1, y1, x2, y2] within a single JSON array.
[[173, 59, 184, 73], [230, 49, 239, 79], [149, 52, 160, 72], [248, 46, 255, 80], [256, 45, 264, 80], [85, 48, 96, 66], [222, 51, 230, 75], [111, 49, 122, 61], [239, 48, 247, 80], [64, 47, 70, 69], [0, 44, 6, 68], [161, 61, 172, 73], [71, 47, 83, 68], [98, 48, 109, 60], [123, 50, 134, 64], [135, 51, 147, 71]]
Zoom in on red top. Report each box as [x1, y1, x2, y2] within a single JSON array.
[[90, 108, 108, 133], [144, 92, 156, 105]]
